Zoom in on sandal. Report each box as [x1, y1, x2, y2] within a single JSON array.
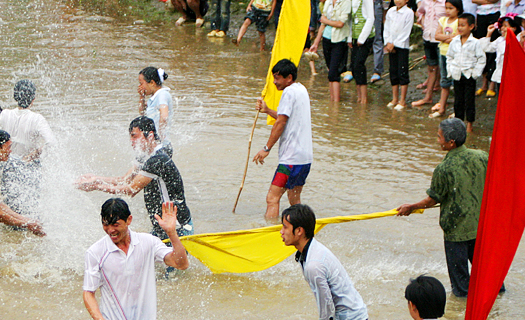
[[429, 111, 444, 118], [431, 103, 441, 112], [475, 88, 486, 96], [195, 18, 205, 28], [175, 17, 186, 26], [394, 104, 406, 111], [486, 89, 496, 97]]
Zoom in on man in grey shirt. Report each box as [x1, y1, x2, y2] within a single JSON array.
[[280, 204, 368, 320]]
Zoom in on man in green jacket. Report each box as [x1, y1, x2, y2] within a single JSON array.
[[397, 118, 503, 297]]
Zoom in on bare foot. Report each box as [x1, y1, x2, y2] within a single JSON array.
[[232, 39, 239, 46], [175, 17, 186, 26], [195, 18, 204, 28], [411, 99, 433, 107], [431, 103, 441, 112]]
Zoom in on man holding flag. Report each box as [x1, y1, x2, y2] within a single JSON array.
[[396, 118, 504, 297], [253, 59, 313, 221]]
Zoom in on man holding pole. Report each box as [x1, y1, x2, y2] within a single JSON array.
[[253, 59, 313, 221]]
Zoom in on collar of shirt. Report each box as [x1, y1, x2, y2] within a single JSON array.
[[445, 144, 467, 159], [148, 86, 171, 103], [295, 238, 313, 267]]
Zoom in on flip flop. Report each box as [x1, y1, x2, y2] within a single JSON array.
[[394, 104, 406, 111], [195, 18, 205, 28], [175, 17, 186, 26], [370, 74, 381, 83], [475, 88, 486, 96], [429, 111, 444, 118], [486, 89, 496, 97], [342, 72, 353, 83], [431, 103, 441, 112], [448, 113, 455, 119], [386, 102, 396, 108]]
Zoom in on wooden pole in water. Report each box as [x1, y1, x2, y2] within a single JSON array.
[[233, 109, 260, 213]]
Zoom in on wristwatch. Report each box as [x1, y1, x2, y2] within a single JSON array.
[[263, 145, 271, 152]]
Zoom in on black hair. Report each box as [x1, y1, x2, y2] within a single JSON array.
[[0, 130, 10, 147], [459, 13, 476, 27], [129, 116, 159, 141], [499, 16, 521, 35], [139, 67, 168, 86], [281, 204, 316, 239], [272, 59, 298, 81], [446, 0, 463, 16], [439, 118, 467, 147], [13, 80, 36, 109], [405, 275, 447, 319], [101, 198, 131, 225]]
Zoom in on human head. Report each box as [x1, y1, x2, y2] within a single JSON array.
[[13, 80, 36, 109], [139, 66, 168, 86], [458, 13, 476, 37], [129, 116, 159, 141], [281, 204, 316, 240], [272, 59, 297, 81], [445, 0, 463, 17], [439, 118, 467, 147], [405, 275, 446, 319], [394, 0, 409, 9], [100, 198, 131, 225], [497, 13, 521, 36], [0, 130, 11, 162]]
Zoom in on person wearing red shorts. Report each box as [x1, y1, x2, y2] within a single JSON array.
[[253, 59, 313, 221]]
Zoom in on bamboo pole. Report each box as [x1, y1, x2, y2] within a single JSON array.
[[233, 109, 260, 213]]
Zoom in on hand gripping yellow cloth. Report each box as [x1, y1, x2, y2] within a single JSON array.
[[261, 0, 311, 125], [167, 209, 424, 274]]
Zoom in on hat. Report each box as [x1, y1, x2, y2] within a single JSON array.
[[495, 12, 519, 29], [13, 79, 36, 108]]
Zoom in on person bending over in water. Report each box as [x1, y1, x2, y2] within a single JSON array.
[[0, 130, 45, 236], [75, 116, 193, 241], [171, 0, 209, 27], [138, 67, 174, 157]]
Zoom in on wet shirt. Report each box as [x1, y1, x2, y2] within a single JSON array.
[[139, 146, 191, 239], [426, 145, 488, 242], [83, 230, 172, 320], [296, 238, 368, 320], [146, 87, 173, 144], [0, 156, 39, 217]]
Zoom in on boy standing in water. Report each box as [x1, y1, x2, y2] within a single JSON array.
[[446, 13, 485, 132], [232, 0, 276, 50]]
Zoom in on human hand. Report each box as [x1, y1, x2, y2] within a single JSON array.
[[309, 44, 318, 52], [319, 15, 329, 25], [384, 43, 395, 53], [26, 221, 46, 237], [267, 11, 274, 21], [487, 24, 496, 37], [506, 0, 512, 7], [396, 204, 414, 216], [252, 149, 269, 165], [256, 97, 270, 113], [74, 176, 101, 192], [357, 41, 363, 46], [155, 201, 178, 235], [246, 3, 252, 12], [348, 42, 353, 48]]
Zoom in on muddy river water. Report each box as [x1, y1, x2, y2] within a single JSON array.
[[0, 0, 523, 319]]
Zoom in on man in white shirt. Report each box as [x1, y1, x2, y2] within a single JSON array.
[[280, 204, 368, 320], [253, 59, 313, 221], [83, 198, 189, 320]]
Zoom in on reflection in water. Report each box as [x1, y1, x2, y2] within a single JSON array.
[[0, 0, 523, 319]]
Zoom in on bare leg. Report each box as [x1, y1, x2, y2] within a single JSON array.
[[265, 184, 287, 220], [412, 65, 437, 106], [172, 0, 189, 23], [437, 87, 450, 114], [399, 84, 408, 106], [358, 84, 368, 104], [186, 0, 202, 20], [466, 121, 473, 133], [258, 31, 266, 51], [309, 61, 317, 75], [330, 81, 341, 102], [390, 84, 399, 106], [234, 19, 252, 45], [287, 186, 304, 206]]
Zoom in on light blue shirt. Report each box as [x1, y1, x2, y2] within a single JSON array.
[[301, 238, 368, 320], [146, 87, 173, 143]]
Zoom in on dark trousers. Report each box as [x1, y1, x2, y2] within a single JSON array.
[[350, 37, 374, 85], [389, 47, 410, 86], [322, 38, 348, 82], [210, 0, 231, 32], [475, 12, 500, 77], [453, 76, 476, 123], [445, 239, 505, 297]]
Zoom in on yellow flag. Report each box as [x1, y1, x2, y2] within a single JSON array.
[[175, 209, 424, 274], [261, 0, 311, 125]]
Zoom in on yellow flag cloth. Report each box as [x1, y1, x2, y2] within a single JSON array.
[[172, 209, 424, 274], [261, 0, 311, 125]]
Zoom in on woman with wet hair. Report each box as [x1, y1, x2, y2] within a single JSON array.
[[138, 67, 174, 157], [0, 79, 56, 162]]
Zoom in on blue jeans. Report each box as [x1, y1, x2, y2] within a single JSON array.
[[210, 0, 231, 32]]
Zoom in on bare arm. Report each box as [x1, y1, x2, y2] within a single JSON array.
[[310, 23, 327, 52], [396, 196, 437, 216], [76, 166, 138, 189], [0, 203, 45, 236], [252, 114, 288, 165], [320, 15, 345, 28], [158, 105, 169, 141], [76, 174, 152, 197], [83, 291, 106, 320], [156, 202, 189, 269]]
